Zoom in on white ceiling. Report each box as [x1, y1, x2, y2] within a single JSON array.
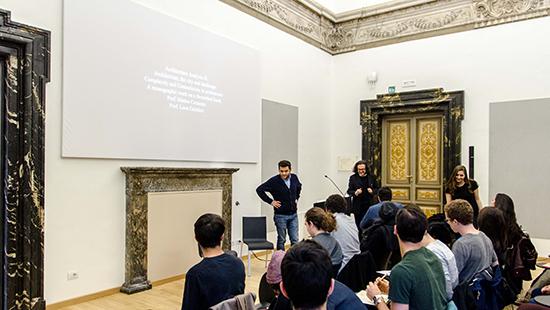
[[311, 0, 396, 13]]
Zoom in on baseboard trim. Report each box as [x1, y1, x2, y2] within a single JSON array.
[[46, 286, 121, 310], [46, 274, 189, 309], [46, 252, 276, 309], [151, 273, 186, 286]]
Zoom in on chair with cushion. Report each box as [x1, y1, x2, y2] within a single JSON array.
[[240, 216, 274, 276]]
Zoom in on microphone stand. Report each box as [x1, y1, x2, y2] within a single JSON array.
[[324, 175, 353, 214], [324, 175, 346, 197]]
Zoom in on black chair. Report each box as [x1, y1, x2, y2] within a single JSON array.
[[257, 272, 276, 309], [337, 251, 378, 292], [240, 216, 274, 276]]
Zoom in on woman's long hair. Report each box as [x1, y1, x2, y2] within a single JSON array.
[[494, 193, 523, 245], [445, 165, 473, 194], [305, 207, 337, 232], [478, 207, 507, 259]]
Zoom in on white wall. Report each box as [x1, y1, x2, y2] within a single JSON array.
[[0, 0, 334, 303], [330, 16, 550, 255]]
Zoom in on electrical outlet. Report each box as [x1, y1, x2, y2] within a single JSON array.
[[67, 271, 79, 280]]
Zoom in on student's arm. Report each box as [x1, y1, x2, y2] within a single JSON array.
[[473, 189, 483, 210], [445, 193, 452, 204], [256, 179, 274, 205], [367, 281, 391, 310], [448, 256, 460, 290], [452, 241, 466, 275]]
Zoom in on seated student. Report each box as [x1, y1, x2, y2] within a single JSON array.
[[265, 250, 291, 310], [280, 240, 364, 310], [421, 230, 459, 300], [360, 187, 404, 231], [518, 283, 550, 310], [445, 199, 498, 285], [366, 205, 448, 310], [325, 194, 360, 272], [494, 192, 534, 294], [181, 213, 245, 310], [477, 207, 507, 269], [304, 207, 343, 276], [360, 202, 400, 270]]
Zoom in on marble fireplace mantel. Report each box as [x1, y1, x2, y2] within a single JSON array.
[[120, 167, 239, 294]]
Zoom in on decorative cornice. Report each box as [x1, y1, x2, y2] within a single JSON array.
[[220, 0, 550, 54]]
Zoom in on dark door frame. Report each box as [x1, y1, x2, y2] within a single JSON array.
[[360, 88, 464, 207], [0, 9, 50, 310]]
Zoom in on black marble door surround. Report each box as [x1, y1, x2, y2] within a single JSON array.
[[0, 9, 50, 310], [360, 88, 464, 205]]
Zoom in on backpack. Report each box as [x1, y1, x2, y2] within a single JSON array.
[[427, 213, 457, 247], [360, 222, 397, 269], [508, 232, 538, 281], [453, 266, 516, 310]]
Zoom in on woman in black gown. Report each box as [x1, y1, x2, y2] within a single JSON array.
[[346, 160, 378, 230], [444, 165, 483, 225]]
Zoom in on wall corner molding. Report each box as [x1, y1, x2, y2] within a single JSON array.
[[220, 0, 550, 54]]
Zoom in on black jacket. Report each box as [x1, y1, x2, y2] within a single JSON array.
[[256, 174, 302, 215], [346, 173, 377, 212]]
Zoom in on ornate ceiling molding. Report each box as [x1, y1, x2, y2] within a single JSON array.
[[220, 0, 550, 54]]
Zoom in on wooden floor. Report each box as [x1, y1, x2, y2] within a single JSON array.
[[54, 256, 268, 310]]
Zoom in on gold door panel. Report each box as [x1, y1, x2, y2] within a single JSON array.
[[416, 189, 441, 202], [386, 120, 410, 184], [416, 118, 441, 185], [391, 188, 410, 201], [383, 114, 443, 215]]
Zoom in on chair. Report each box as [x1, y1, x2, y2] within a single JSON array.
[[336, 251, 378, 292], [258, 272, 276, 307], [209, 292, 256, 310], [240, 216, 274, 276]]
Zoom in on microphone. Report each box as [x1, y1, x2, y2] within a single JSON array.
[[324, 175, 346, 197]]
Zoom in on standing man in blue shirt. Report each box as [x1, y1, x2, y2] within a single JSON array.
[[256, 160, 302, 250]]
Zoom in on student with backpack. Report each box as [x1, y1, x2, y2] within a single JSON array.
[[360, 202, 400, 270], [493, 193, 538, 294]]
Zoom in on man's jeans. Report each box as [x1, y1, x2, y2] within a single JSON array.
[[273, 213, 299, 250]]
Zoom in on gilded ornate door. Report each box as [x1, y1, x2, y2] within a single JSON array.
[[382, 114, 443, 217]]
